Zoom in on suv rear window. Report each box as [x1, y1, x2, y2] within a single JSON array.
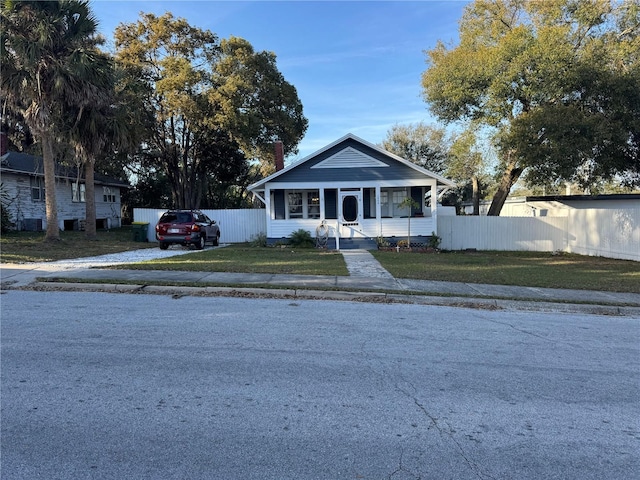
[[159, 212, 193, 223]]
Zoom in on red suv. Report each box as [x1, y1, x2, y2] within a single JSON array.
[[155, 210, 220, 250]]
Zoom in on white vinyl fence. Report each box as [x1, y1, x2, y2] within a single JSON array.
[[133, 208, 266, 244], [134, 207, 639, 261], [438, 207, 640, 261]]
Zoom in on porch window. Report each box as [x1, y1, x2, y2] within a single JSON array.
[[380, 190, 390, 217], [380, 188, 411, 217], [31, 177, 45, 202], [103, 187, 116, 203], [288, 191, 303, 218], [72, 182, 86, 203], [307, 190, 320, 219]]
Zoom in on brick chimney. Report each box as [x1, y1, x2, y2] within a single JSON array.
[[274, 140, 284, 172], [0, 132, 7, 156]]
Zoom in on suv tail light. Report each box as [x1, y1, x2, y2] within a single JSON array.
[[190, 224, 200, 232]]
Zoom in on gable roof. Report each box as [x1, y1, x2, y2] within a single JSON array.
[[248, 133, 456, 192], [0, 151, 129, 188]]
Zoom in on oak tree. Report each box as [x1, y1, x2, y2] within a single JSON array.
[[422, 0, 640, 215]]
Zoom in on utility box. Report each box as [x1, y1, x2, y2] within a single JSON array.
[[131, 222, 149, 242]]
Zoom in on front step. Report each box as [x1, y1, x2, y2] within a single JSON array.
[[327, 237, 378, 250]]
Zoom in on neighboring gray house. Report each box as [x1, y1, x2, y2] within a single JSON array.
[[248, 133, 456, 248], [1, 145, 128, 231]]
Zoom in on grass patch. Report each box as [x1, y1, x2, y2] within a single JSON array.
[[0, 227, 156, 263], [372, 250, 640, 293], [112, 244, 350, 276]]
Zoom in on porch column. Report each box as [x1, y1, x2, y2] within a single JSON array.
[[264, 187, 272, 237], [319, 188, 325, 219], [375, 185, 382, 236], [431, 183, 438, 234]]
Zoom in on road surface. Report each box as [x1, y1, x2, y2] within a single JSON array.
[[1, 290, 638, 479]]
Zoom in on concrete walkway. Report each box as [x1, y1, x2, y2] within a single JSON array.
[[1, 248, 639, 315]]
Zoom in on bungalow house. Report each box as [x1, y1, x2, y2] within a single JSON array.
[[0, 139, 128, 231], [248, 133, 456, 249]]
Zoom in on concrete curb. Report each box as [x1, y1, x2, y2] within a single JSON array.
[[17, 281, 640, 317]]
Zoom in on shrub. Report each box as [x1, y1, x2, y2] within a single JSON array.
[[428, 232, 441, 250], [250, 232, 267, 247], [289, 229, 314, 248], [0, 183, 12, 233]]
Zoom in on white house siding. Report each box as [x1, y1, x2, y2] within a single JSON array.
[[2, 173, 123, 231], [262, 180, 440, 240]]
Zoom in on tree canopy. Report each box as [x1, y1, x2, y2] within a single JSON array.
[[1, 0, 108, 239], [422, 0, 640, 214], [114, 13, 307, 209], [380, 122, 449, 174]]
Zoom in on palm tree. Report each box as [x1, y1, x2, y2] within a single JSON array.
[[1, 0, 105, 241]]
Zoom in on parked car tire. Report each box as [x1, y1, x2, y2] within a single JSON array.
[[212, 233, 219, 246], [194, 235, 206, 250], [159, 242, 169, 250]]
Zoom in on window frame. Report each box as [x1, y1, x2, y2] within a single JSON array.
[[72, 182, 86, 203]]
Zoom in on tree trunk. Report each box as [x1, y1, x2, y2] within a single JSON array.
[[472, 175, 480, 216], [85, 158, 97, 240], [487, 157, 522, 216], [42, 133, 60, 241]]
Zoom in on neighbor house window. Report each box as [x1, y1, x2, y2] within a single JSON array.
[[31, 177, 45, 201], [72, 182, 86, 202], [103, 187, 116, 203]]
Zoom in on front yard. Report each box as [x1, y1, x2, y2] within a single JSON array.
[[1, 229, 638, 292]]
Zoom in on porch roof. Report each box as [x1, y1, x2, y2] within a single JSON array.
[[248, 133, 456, 193]]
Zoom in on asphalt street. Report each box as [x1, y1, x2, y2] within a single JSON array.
[[1, 290, 639, 480]]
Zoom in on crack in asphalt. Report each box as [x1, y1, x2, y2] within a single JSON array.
[[482, 317, 578, 346], [395, 381, 498, 480]]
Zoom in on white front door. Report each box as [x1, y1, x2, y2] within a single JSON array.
[[339, 190, 363, 237]]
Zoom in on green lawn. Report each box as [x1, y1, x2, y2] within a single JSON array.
[[2, 230, 638, 292], [116, 245, 349, 276], [372, 250, 640, 293], [0, 227, 156, 263]]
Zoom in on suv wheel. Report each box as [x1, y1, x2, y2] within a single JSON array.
[[194, 235, 206, 250], [212, 233, 219, 246], [159, 242, 169, 250]]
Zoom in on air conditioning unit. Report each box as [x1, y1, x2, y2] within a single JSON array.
[[23, 218, 43, 231]]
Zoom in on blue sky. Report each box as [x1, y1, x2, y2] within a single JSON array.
[[91, 0, 469, 163]]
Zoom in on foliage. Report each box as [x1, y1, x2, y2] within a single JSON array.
[[422, 0, 640, 215], [375, 236, 390, 248], [213, 36, 309, 176], [428, 232, 441, 250], [0, 183, 12, 233], [1, 0, 107, 240], [381, 122, 449, 174], [250, 232, 267, 248], [114, 15, 308, 208], [288, 229, 315, 248]]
